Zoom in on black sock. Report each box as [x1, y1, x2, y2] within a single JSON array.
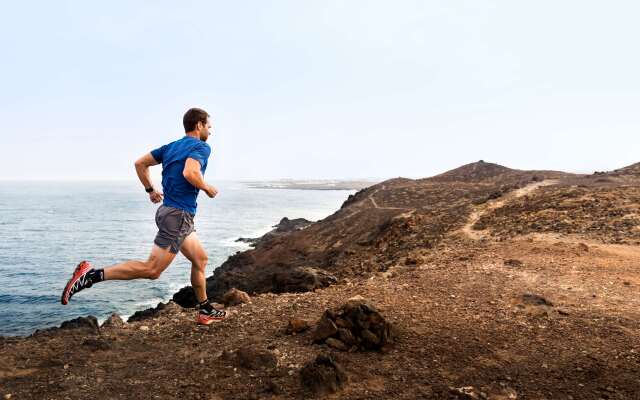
[[198, 299, 213, 313], [87, 269, 105, 284]]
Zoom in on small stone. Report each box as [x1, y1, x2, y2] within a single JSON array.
[[222, 288, 251, 306], [4, 394, 12, 400], [361, 329, 380, 346], [337, 328, 357, 346], [335, 318, 353, 330], [325, 338, 348, 351], [139, 325, 150, 331], [312, 315, 338, 342], [286, 318, 310, 335]]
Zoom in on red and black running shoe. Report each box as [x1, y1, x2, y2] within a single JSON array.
[[60, 261, 95, 305], [196, 307, 226, 325]]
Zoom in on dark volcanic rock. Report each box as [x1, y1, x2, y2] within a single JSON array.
[[173, 263, 337, 308], [59, 316, 99, 332], [300, 354, 348, 395], [33, 315, 101, 336], [312, 298, 395, 351], [273, 217, 312, 233], [312, 314, 338, 342], [325, 337, 349, 351], [127, 301, 181, 322], [235, 217, 313, 247]]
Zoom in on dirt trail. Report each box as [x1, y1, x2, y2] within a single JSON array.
[[367, 185, 412, 211], [461, 179, 559, 240]]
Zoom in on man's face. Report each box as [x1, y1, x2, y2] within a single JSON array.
[[197, 117, 212, 142]]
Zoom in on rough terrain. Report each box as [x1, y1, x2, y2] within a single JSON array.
[[1, 160, 639, 399]]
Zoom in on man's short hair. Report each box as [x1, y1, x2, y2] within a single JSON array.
[[183, 108, 210, 132]]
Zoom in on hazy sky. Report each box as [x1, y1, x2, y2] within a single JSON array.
[[1, 1, 638, 181]]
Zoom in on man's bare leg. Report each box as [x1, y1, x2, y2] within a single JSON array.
[[61, 244, 177, 305], [179, 232, 208, 302], [104, 244, 177, 280], [180, 232, 225, 323]]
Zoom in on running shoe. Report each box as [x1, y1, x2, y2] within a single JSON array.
[[60, 261, 95, 305], [197, 307, 226, 325]]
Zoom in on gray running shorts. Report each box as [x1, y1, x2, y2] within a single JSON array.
[[154, 205, 195, 254]]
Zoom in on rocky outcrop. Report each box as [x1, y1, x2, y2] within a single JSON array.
[[31, 315, 99, 336], [173, 262, 337, 307], [127, 301, 182, 322], [235, 217, 313, 247]]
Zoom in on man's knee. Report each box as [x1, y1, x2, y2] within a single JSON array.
[[145, 259, 169, 279], [193, 254, 208, 270], [147, 268, 163, 280]]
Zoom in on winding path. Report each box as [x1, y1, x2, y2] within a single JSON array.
[[461, 179, 559, 240]]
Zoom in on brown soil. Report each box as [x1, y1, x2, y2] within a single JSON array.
[[2, 161, 639, 399]]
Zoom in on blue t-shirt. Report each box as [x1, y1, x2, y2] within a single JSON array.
[[150, 136, 211, 215]]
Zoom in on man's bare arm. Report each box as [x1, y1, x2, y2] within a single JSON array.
[[183, 158, 217, 198], [134, 153, 163, 203]]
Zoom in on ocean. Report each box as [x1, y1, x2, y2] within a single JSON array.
[[0, 181, 354, 336]]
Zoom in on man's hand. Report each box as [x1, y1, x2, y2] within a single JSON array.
[[149, 190, 164, 204], [203, 184, 218, 198]]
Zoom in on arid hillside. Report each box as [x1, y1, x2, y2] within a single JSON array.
[[2, 160, 639, 400]]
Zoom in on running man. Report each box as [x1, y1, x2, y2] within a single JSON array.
[[61, 107, 226, 325]]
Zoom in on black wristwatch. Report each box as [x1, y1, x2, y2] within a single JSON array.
[[145, 187, 154, 193]]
